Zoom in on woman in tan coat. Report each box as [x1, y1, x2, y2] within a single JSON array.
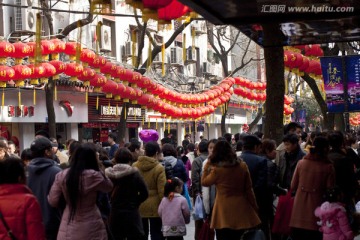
[[202, 140, 261, 240], [290, 136, 335, 240], [133, 141, 166, 240]]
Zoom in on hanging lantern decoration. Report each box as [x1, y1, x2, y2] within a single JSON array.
[[40, 62, 56, 84], [130, 71, 142, 88], [119, 68, 133, 86], [12, 65, 32, 87], [90, 73, 108, 92], [0, 41, 14, 65], [113, 83, 126, 100], [48, 60, 66, 80], [27, 41, 44, 64], [102, 80, 118, 98], [49, 38, 66, 60], [132, 88, 143, 104], [41, 40, 56, 61], [80, 48, 96, 67], [157, 0, 190, 24], [78, 67, 95, 87], [0, 66, 14, 88], [141, 0, 172, 21], [10, 42, 31, 64], [26, 64, 45, 85], [100, 62, 116, 79], [64, 62, 83, 81], [64, 41, 81, 61], [89, 55, 107, 72], [138, 93, 153, 109], [111, 65, 124, 83]]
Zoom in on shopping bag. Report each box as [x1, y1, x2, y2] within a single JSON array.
[[183, 183, 192, 211], [193, 194, 205, 220], [241, 229, 266, 240], [198, 218, 215, 240], [272, 191, 294, 235]]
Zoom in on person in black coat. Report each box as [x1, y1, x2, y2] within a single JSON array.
[[105, 148, 149, 240], [161, 143, 188, 183]]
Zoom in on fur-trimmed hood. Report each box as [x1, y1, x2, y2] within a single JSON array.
[[105, 164, 138, 179]]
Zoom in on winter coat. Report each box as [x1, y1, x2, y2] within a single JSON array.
[[181, 155, 192, 189], [314, 201, 353, 240], [0, 184, 46, 240], [133, 156, 166, 218], [290, 154, 335, 231], [202, 159, 216, 215], [105, 164, 149, 239], [191, 153, 208, 196], [48, 169, 113, 240], [158, 193, 191, 237], [27, 157, 62, 240], [278, 146, 306, 189], [162, 156, 188, 183], [202, 160, 261, 230]]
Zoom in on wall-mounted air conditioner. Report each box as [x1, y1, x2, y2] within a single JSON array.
[[15, 0, 38, 32]]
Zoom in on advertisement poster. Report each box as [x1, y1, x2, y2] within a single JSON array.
[[320, 57, 344, 113], [346, 56, 360, 112]]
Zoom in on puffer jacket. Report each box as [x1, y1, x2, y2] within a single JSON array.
[[133, 156, 166, 218], [314, 201, 353, 240], [0, 184, 45, 240], [162, 156, 188, 183]]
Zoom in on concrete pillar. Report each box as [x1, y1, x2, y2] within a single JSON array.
[[177, 123, 183, 147], [19, 123, 35, 153], [66, 123, 79, 140]]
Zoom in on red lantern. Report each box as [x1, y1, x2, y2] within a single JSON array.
[[114, 83, 126, 100], [100, 62, 116, 79], [299, 56, 310, 76], [119, 68, 133, 85], [80, 49, 96, 67], [64, 63, 84, 81], [102, 80, 118, 98], [138, 76, 151, 91], [111, 66, 124, 83], [0, 41, 14, 64], [89, 55, 107, 72], [49, 60, 66, 80], [131, 72, 142, 88], [157, 0, 189, 23], [0, 66, 15, 87], [50, 39, 66, 60], [12, 65, 32, 86], [27, 64, 46, 85], [40, 63, 57, 84], [138, 93, 153, 108], [132, 88, 143, 104], [26, 41, 44, 63], [64, 41, 81, 61], [41, 40, 56, 60], [10, 42, 31, 64], [90, 73, 107, 92], [142, 0, 172, 20], [77, 67, 95, 86]]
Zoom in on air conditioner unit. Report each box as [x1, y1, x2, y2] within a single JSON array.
[[202, 62, 213, 74], [124, 41, 137, 57], [15, 0, 38, 32], [170, 47, 182, 65], [100, 25, 112, 52], [186, 47, 196, 62]]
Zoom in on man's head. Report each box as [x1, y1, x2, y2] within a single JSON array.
[[283, 133, 300, 153], [186, 143, 195, 153], [49, 137, 60, 154], [223, 133, 232, 144], [234, 133, 240, 143], [160, 137, 171, 146], [30, 137, 54, 159], [128, 138, 141, 153], [328, 131, 344, 150], [7, 140, 16, 155], [108, 133, 117, 145], [242, 135, 262, 152], [184, 134, 191, 142], [0, 141, 8, 161], [35, 130, 50, 139], [182, 139, 190, 149], [198, 140, 209, 154], [284, 122, 302, 137]]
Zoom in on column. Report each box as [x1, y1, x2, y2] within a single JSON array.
[[19, 123, 35, 152], [66, 123, 79, 140]]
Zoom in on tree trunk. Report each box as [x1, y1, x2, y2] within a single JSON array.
[[220, 57, 229, 136], [221, 105, 228, 136], [117, 103, 128, 143], [249, 109, 263, 133], [263, 24, 285, 145]]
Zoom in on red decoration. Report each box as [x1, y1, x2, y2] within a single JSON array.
[[64, 41, 81, 60], [26, 42, 44, 63], [12, 65, 32, 86], [40, 63, 57, 83], [89, 55, 107, 71], [78, 67, 95, 86], [0, 41, 14, 64], [0, 66, 15, 87], [64, 63, 83, 81], [49, 60, 66, 80], [80, 49, 96, 67], [50, 39, 66, 57], [89, 73, 107, 92], [41, 40, 56, 58], [158, 0, 189, 22], [10, 42, 31, 63], [100, 62, 117, 79], [111, 66, 124, 83], [102, 80, 119, 98]]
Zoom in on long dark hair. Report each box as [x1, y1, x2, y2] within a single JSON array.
[[164, 177, 183, 199], [66, 143, 100, 222], [208, 140, 237, 164], [310, 136, 330, 160]]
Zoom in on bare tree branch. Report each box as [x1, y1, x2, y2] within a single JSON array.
[[134, 9, 156, 47], [135, 21, 147, 68], [225, 30, 241, 55], [56, 0, 93, 39], [40, 0, 54, 35], [240, 38, 252, 66]]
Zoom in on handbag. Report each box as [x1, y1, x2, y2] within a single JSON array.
[[183, 184, 192, 211], [0, 210, 17, 240], [193, 194, 205, 220], [241, 229, 266, 240], [272, 191, 294, 235], [198, 218, 215, 240]]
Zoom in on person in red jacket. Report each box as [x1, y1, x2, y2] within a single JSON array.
[[0, 157, 45, 240]]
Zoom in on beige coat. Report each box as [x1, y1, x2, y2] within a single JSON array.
[[290, 154, 335, 230], [133, 156, 166, 218], [202, 160, 261, 230]]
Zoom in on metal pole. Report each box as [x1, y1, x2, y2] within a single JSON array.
[[343, 56, 350, 132]]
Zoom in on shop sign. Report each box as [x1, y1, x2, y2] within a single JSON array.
[[82, 123, 118, 128], [126, 123, 139, 128], [7, 106, 34, 117], [100, 129, 109, 142], [101, 106, 141, 117], [226, 113, 235, 119]]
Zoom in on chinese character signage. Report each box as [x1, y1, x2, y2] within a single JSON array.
[[100, 106, 142, 117], [346, 56, 360, 112], [320, 56, 344, 113]]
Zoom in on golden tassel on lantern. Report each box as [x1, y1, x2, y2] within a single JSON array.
[[2, 88, 4, 108], [163, 119, 165, 130], [161, 43, 165, 76], [167, 122, 170, 134], [108, 99, 110, 113], [147, 38, 152, 69], [189, 124, 192, 135], [183, 33, 186, 63], [125, 106, 127, 120], [147, 119, 150, 128], [54, 85, 57, 101], [76, 20, 83, 64], [285, 78, 288, 95], [96, 96, 99, 110], [116, 104, 119, 116], [18, 89, 21, 106], [156, 118, 158, 129], [85, 91, 88, 104], [142, 115, 145, 126], [33, 88, 36, 105], [131, 30, 137, 66]]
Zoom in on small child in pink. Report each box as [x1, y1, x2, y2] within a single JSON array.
[[314, 188, 353, 240], [158, 177, 190, 240]]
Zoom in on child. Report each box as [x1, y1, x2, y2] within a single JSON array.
[[158, 177, 191, 240], [314, 188, 354, 240]]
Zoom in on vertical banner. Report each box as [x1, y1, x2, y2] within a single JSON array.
[[320, 56, 344, 113], [345, 56, 360, 112]]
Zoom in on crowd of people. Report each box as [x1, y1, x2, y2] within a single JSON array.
[[0, 123, 359, 240]]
